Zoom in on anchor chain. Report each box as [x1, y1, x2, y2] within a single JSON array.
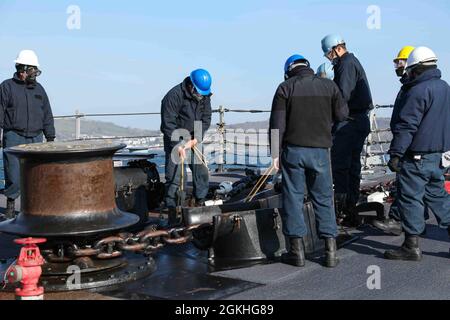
[[67, 223, 208, 260]]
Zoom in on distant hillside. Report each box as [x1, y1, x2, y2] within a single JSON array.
[[227, 121, 269, 130], [54, 117, 391, 141], [55, 119, 160, 141], [53, 119, 272, 142], [226, 118, 390, 130]]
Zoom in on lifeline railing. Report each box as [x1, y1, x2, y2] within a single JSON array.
[[53, 104, 394, 172], [363, 104, 394, 170]]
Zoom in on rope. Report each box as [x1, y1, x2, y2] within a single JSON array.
[[245, 165, 273, 202], [245, 165, 275, 203], [180, 160, 184, 193], [246, 166, 275, 202], [176, 153, 185, 214], [175, 144, 208, 212], [192, 145, 209, 168]]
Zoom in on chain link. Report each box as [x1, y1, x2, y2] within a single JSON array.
[[93, 236, 125, 259], [67, 223, 209, 260]]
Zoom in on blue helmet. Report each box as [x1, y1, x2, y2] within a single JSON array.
[[284, 54, 309, 73], [316, 62, 334, 80], [321, 34, 345, 56], [190, 69, 212, 96]]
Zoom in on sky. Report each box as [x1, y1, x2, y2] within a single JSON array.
[[0, 0, 449, 130]]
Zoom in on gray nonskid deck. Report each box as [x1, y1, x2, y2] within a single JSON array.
[[215, 219, 450, 300], [0, 216, 448, 300], [0, 170, 448, 300]]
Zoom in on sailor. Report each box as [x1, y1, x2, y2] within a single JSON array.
[[316, 62, 334, 80], [373, 46, 430, 235], [0, 50, 55, 220], [321, 34, 373, 225], [270, 54, 348, 268], [160, 69, 212, 226], [385, 47, 450, 261]]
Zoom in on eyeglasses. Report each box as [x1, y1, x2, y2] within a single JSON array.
[[394, 59, 406, 69], [26, 66, 42, 77], [17, 64, 42, 77], [326, 50, 334, 60]]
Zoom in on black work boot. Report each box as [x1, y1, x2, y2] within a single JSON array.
[[281, 237, 305, 267], [341, 200, 363, 227], [325, 238, 339, 268], [384, 235, 422, 261], [4, 198, 16, 220], [372, 218, 403, 236]]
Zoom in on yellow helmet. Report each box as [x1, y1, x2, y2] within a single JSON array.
[[394, 46, 415, 63]]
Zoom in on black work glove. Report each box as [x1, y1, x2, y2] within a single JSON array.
[[388, 156, 401, 173]]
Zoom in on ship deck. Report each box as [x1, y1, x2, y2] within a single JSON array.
[[0, 219, 448, 300], [0, 171, 448, 300]]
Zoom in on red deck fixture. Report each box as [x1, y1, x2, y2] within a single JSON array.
[[7, 237, 46, 300]]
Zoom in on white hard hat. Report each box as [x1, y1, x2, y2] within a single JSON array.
[[406, 46, 437, 70], [14, 50, 40, 67]]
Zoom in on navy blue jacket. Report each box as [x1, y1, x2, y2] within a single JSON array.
[[0, 74, 55, 139], [270, 66, 348, 154], [389, 68, 450, 157], [333, 52, 373, 113], [390, 75, 409, 132], [160, 77, 212, 147]]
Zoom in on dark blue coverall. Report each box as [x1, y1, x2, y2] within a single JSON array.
[[160, 77, 211, 208], [331, 52, 373, 207], [389, 68, 450, 235], [388, 75, 429, 222], [0, 74, 55, 199]]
